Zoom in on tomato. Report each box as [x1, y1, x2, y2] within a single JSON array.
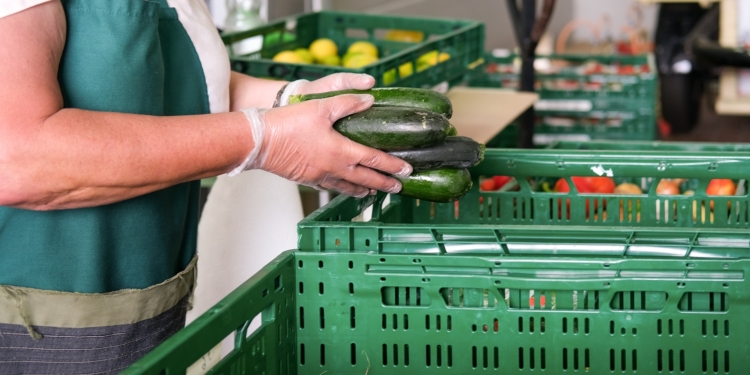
[[706, 179, 736, 196], [554, 177, 614, 219], [617, 65, 635, 75], [480, 178, 496, 191], [492, 176, 512, 190], [656, 179, 681, 195], [707, 179, 736, 211], [554, 177, 613, 193]]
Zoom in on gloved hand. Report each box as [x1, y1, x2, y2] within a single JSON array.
[[276, 73, 375, 106], [229, 94, 412, 198]]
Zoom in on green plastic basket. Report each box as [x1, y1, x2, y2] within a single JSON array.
[[470, 53, 658, 145], [125, 141, 750, 374], [222, 11, 485, 89]]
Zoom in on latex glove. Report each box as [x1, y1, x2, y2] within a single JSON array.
[[277, 73, 375, 106], [229, 94, 412, 197]]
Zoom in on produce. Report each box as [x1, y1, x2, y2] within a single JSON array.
[[309, 38, 338, 62], [302, 88, 477, 202], [707, 179, 736, 211], [347, 41, 378, 58], [554, 177, 615, 194], [384, 30, 424, 43], [293, 48, 314, 63], [332, 106, 451, 150], [387, 136, 485, 172], [272, 50, 306, 63], [397, 168, 472, 203], [343, 53, 378, 68], [480, 176, 512, 192], [417, 51, 450, 72], [706, 179, 736, 196], [383, 63, 414, 85], [655, 179, 683, 195], [320, 55, 341, 66], [289, 87, 453, 118], [614, 182, 642, 195]]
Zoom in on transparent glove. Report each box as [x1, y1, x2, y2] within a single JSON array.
[[229, 94, 412, 197], [277, 73, 375, 106]]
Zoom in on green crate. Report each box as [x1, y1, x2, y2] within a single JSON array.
[[468, 53, 657, 100], [127, 250, 750, 374], [222, 11, 485, 89], [470, 53, 658, 145], [125, 141, 750, 374]]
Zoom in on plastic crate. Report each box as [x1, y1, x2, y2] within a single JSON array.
[[469, 53, 657, 100], [125, 141, 750, 374], [469, 53, 658, 145], [222, 11, 485, 89]]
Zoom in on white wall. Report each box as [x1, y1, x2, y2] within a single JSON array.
[[566, 0, 659, 46]]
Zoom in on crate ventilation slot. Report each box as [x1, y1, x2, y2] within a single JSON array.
[[381, 287, 431, 306], [502, 289, 603, 310], [610, 291, 667, 311], [678, 292, 728, 312], [440, 288, 498, 309]]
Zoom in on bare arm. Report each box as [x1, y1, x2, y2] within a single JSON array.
[[0, 2, 252, 210]]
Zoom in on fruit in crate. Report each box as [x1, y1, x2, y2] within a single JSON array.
[[343, 53, 378, 68], [320, 55, 341, 66], [272, 50, 306, 63], [656, 179, 684, 195], [417, 50, 450, 72], [309, 38, 338, 63], [614, 182, 642, 195], [347, 41, 378, 58], [384, 29, 424, 43], [706, 179, 736, 211], [293, 48, 314, 63]]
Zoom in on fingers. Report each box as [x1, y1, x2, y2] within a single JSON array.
[[351, 143, 413, 177], [301, 73, 375, 94], [317, 94, 374, 122], [340, 164, 404, 194], [320, 178, 370, 198]]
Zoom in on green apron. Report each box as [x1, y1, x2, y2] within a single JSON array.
[[0, 0, 214, 372]]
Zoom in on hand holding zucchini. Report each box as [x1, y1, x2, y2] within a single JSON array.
[[296, 86, 481, 202]]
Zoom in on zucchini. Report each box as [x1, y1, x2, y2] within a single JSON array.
[[334, 106, 451, 151], [397, 168, 473, 203], [289, 87, 453, 118], [388, 136, 485, 172]]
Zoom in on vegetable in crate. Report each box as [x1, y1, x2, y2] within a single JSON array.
[[332, 106, 452, 151], [397, 168, 472, 203], [289, 87, 453, 118], [387, 136, 484, 172]]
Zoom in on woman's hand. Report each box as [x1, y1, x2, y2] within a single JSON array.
[[232, 94, 412, 197]]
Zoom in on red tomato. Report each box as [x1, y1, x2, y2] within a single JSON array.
[[617, 65, 635, 75], [480, 178, 496, 191], [707, 179, 736, 211], [492, 176, 512, 190], [584, 177, 616, 193], [554, 177, 595, 193], [706, 179, 736, 196]]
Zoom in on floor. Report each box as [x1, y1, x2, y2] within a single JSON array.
[[666, 95, 750, 143]]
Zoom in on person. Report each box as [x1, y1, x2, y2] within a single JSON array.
[[0, 0, 412, 373]]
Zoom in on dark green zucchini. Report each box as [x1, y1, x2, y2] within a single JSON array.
[[397, 168, 473, 203], [334, 106, 450, 151], [446, 123, 458, 136], [289, 87, 453, 118], [388, 136, 485, 172]]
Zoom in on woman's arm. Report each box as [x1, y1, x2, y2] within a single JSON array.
[[0, 2, 408, 210], [229, 71, 286, 111]]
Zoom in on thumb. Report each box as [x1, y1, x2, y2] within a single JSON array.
[[318, 94, 374, 122]]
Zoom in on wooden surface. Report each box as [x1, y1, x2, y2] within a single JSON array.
[[446, 87, 538, 144]]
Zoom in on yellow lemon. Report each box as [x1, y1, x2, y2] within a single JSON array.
[[384, 29, 424, 43], [309, 38, 338, 62], [347, 41, 378, 58], [293, 48, 314, 64], [320, 55, 341, 66], [272, 50, 306, 63], [416, 51, 450, 71], [343, 53, 378, 68], [383, 69, 397, 85], [399, 62, 413, 77], [342, 52, 362, 66]]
